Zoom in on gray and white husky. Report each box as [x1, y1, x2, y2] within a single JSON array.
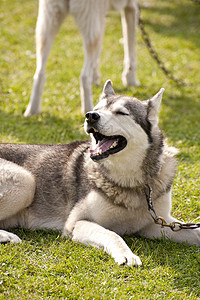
[[0, 81, 199, 266]]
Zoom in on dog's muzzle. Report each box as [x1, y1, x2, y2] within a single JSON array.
[[85, 112, 127, 161]]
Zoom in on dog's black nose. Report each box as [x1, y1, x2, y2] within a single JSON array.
[[85, 112, 100, 123]]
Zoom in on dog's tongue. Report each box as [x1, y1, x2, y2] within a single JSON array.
[[90, 138, 117, 157]]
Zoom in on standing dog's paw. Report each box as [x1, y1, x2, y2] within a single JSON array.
[[0, 230, 21, 243], [122, 71, 140, 87], [114, 251, 142, 267]]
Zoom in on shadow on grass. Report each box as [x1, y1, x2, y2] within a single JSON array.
[[0, 110, 87, 144], [11, 228, 62, 244], [140, 2, 200, 46], [159, 89, 200, 147]]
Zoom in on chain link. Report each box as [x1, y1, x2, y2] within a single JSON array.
[[138, 10, 195, 86], [144, 185, 200, 231]]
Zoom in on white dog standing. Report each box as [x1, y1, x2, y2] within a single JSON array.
[[24, 0, 140, 116]]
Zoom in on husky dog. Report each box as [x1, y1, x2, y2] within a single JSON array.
[[1, 81, 199, 266], [24, 0, 140, 117]]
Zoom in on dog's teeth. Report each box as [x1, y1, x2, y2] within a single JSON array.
[[99, 149, 102, 155], [111, 141, 118, 149], [93, 128, 98, 132]]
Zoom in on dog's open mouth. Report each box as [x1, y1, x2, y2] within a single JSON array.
[[88, 128, 127, 161]]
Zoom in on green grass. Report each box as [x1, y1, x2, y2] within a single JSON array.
[[0, 0, 200, 298]]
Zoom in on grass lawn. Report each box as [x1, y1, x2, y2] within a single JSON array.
[[0, 0, 200, 298]]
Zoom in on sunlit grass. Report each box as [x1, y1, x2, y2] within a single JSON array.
[[0, 0, 200, 298]]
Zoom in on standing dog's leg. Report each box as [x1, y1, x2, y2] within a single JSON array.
[[71, 1, 107, 114], [121, 1, 140, 87], [80, 31, 105, 114], [0, 159, 35, 243], [92, 56, 101, 86], [24, 0, 68, 117]]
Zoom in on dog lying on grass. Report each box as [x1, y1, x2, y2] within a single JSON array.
[[1, 80, 199, 266]]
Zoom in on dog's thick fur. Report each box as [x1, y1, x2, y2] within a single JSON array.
[[1, 81, 200, 266], [24, 0, 140, 117]]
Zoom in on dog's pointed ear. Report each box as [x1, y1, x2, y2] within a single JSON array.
[[101, 80, 116, 99], [147, 88, 165, 126]]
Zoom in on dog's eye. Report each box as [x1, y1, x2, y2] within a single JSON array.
[[116, 111, 129, 116]]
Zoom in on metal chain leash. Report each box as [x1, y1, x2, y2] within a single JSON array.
[[138, 9, 195, 86], [144, 185, 200, 231], [140, 1, 200, 229]]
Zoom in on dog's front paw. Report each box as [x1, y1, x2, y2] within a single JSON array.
[[0, 230, 21, 243], [24, 104, 41, 117], [114, 251, 142, 267]]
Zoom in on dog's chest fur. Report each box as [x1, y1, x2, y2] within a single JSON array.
[[85, 145, 177, 211]]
